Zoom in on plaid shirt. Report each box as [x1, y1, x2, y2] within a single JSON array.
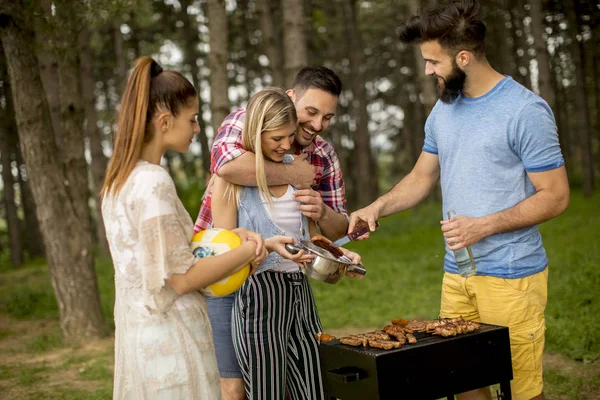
[[194, 109, 347, 233]]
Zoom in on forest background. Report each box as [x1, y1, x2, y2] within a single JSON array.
[[0, 0, 598, 398]]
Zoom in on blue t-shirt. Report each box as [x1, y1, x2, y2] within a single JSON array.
[[423, 76, 564, 278]]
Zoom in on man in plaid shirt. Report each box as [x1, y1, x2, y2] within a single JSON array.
[[195, 66, 350, 400], [194, 66, 349, 240]]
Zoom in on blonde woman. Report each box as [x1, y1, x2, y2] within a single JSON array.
[[211, 87, 361, 400], [101, 56, 268, 399]]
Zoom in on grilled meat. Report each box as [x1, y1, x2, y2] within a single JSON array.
[[340, 337, 365, 347], [406, 333, 417, 344], [310, 235, 344, 258], [429, 318, 481, 337], [315, 332, 337, 343], [383, 325, 408, 344], [355, 331, 391, 341], [368, 340, 402, 350], [392, 318, 409, 326], [404, 320, 430, 332]]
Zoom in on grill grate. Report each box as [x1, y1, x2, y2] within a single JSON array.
[[319, 323, 513, 400]]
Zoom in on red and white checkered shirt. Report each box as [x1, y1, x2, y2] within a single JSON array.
[[194, 109, 347, 233]]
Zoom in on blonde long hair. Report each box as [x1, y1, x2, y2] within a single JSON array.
[[220, 87, 297, 206], [101, 56, 197, 199]]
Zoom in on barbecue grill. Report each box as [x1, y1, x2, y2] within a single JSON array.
[[319, 323, 513, 400]]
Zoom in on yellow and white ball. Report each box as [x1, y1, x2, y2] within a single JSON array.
[[191, 228, 251, 297]]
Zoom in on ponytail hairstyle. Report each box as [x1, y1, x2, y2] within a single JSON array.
[[221, 87, 297, 207], [101, 56, 197, 199]]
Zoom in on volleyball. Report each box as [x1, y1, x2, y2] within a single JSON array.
[[191, 228, 251, 297]]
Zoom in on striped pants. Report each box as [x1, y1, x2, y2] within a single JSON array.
[[231, 270, 325, 400]]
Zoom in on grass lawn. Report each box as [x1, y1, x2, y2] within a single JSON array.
[[0, 190, 598, 399]]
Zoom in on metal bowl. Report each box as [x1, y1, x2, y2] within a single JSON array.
[[285, 240, 366, 284]]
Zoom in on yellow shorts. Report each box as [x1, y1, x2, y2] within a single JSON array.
[[440, 267, 548, 400]]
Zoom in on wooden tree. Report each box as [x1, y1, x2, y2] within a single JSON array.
[[341, 0, 379, 206], [563, 0, 594, 196], [35, 1, 63, 149], [258, 0, 284, 87], [282, 0, 308, 87], [529, 0, 555, 109], [407, 0, 437, 115], [0, 0, 107, 340], [14, 145, 45, 259], [508, 0, 532, 89], [207, 0, 231, 133], [0, 58, 23, 268], [79, 27, 110, 256], [178, 0, 211, 179]]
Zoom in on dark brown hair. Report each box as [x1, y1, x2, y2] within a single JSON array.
[[397, 0, 486, 56], [292, 65, 342, 98], [101, 56, 197, 198]]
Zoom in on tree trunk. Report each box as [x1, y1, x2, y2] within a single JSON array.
[[258, 0, 284, 87], [207, 0, 231, 136], [508, 0, 532, 89], [407, 0, 437, 115], [15, 145, 45, 258], [79, 27, 110, 257], [341, 0, 378, 206], [528, 0, 555, 109], [114, 23, 127, 94], [564, 0, 594, 196], [281, 0, 308, 87], [0, 147, 23, 268], [51, 9, 92, 220], [180, 0, 211, 181], [34, 1, 63, 150], [0, 0, 107, 340], [0, 72, 23, 267]]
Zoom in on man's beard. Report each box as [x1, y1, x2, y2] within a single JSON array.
[[436, 61, 466, 104]]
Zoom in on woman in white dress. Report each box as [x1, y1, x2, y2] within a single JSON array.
[[100, 56, 267, 399]]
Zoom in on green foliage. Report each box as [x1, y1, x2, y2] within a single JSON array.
[[80, 358, 113, 381], [25, 387, 113, 400], [95, 257, 116, 329], [0, 364, 16, 380], [15, 363, 49, 386], [175, 173, 207, 220], [62, 354, 92, 368], [541, 191, 600, 363], [26, 328, 64, 353], [543, 368, 600, 399], [0, 269, 58, 320]]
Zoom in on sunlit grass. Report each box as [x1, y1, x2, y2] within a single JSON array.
[[0, 190, 598, 399]]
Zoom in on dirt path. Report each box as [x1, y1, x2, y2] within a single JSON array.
[[0, 315, 113, 399]]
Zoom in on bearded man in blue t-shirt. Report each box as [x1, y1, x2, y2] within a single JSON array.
[[349, 1, 569, 400]]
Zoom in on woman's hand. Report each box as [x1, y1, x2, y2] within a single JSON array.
[[341, 248, 364, 280], [232, 228, 267, 274], [248, 245, 268, 274], [266, 236, 314, 267], [232, 228, 265, 257]]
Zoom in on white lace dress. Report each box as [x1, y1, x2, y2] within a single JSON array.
[[102, 161, 221, 400]]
